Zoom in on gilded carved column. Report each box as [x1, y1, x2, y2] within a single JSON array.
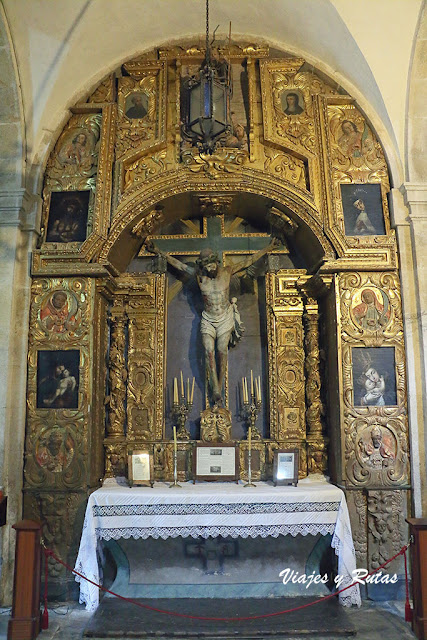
[[303, 296, 328, 474], [104, 302, 127, 476], [266, 272, 307, 476], [106, 305, 127, 438]]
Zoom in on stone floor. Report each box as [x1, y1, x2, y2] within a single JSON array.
[[0, 599, 417, 639]]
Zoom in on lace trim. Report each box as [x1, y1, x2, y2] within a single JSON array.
[[95, 523, 336, 541], [92, 501, 341, 518]]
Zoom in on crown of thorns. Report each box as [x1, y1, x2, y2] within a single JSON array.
[[196, 249, 220, 267]]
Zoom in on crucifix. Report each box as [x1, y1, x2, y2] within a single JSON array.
[[145, 213, 280, 407]]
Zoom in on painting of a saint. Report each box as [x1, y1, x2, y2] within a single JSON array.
[[35, 428, 75, 473], [125, 92, 148, 119], [281, 91, 304, 116], [58, 131, 93, 168], [351, 288, 390, 331], [224, 121, 247, 149], [45, 191, 90, 243], [39, 290, 79, 334], [352, 347, 397, 407], [37, 350, 79, 409], [337, 120, 362, 158], [340, 183, 386, 236]]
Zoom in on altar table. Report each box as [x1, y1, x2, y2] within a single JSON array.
[[74, 476, 361, 611]]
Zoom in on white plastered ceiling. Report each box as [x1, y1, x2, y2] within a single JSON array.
[[1, 0, 423, 185]]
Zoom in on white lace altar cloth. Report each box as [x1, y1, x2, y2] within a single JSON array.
[[74, 476, 360, 611]]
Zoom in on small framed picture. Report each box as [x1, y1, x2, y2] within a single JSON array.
[[273, 449, 299, 486], [340, 183, 386, 236], [128, 449, 154, 487], [193, 444, 239, 483]]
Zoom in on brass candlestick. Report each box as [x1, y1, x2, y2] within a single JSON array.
[[244, 427, 256, 488], [245, 450, 256, 488], [169, 425, 182, 489]]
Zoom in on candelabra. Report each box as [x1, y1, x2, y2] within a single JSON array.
[[241, 372, 262, 488], [172, 400, 192, 440], [241, 372, 262, 441], [172, 373, 194, 440]]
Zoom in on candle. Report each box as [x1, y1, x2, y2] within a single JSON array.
[[187, 378, 190, 403], [173, 425, 177, 453], [256, 377, 261, 403], [248, 426, 251, 450], [180, 371, 184, 398], [191, 377, 195, 403], [244, 377, 248, 404], [173, 377, 178, 404], [251, 370, 254, 400], [242, 377, 245, 403]]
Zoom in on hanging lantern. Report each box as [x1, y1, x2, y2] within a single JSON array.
[[183, 0, 231, 154]]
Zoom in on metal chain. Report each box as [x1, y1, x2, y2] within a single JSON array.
[[205, 0, 210, 63]]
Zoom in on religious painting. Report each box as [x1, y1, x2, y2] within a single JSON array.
[[350, 287, 390, 332], [328, 108, 381, 169], [35, 426, 75, 473], [352, 347, 397, 407], [36, 350, 80, 409], [45, 190, 90, 243], [57, 128, 97, 172], [125, 92, 149, 119], [340, 183, 386, 236], [39, 289, 80, 334], [280, 90, 305, 116]]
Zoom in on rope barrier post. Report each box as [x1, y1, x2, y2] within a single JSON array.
[[7, 520, 42, 640], [406, 518, 427, 639]]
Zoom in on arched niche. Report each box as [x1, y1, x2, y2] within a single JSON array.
[[101, 184, 335, 275]]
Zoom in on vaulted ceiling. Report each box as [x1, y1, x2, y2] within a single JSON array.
[[1, 0, 423, 184]]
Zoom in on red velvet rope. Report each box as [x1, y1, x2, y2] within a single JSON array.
[[42, 542, 411, 622]]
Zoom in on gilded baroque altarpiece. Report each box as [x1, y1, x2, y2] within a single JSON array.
[[24, 43, 409, 584]]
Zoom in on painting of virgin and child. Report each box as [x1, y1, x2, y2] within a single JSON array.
[[37, 350, 79, 409]]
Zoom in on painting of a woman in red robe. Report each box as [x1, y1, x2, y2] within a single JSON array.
[[352, 288, 390, 331]]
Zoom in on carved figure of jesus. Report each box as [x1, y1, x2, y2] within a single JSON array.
[[146, 239, 278, 405]]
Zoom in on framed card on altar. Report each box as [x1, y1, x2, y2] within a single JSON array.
[[193, 443, 239, 483], [128, 449, 154, 487], [273, 449, 299, 486]]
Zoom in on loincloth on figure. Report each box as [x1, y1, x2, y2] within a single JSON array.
[[200, 299, 244, 347]]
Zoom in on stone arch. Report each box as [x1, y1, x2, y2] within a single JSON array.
[[407, 4, 427, 182]]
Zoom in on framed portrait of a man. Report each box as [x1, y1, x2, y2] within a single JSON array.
[[340, 183, 386, 236], [125, 92, 149, 119], [45, 191, 90, 243]]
